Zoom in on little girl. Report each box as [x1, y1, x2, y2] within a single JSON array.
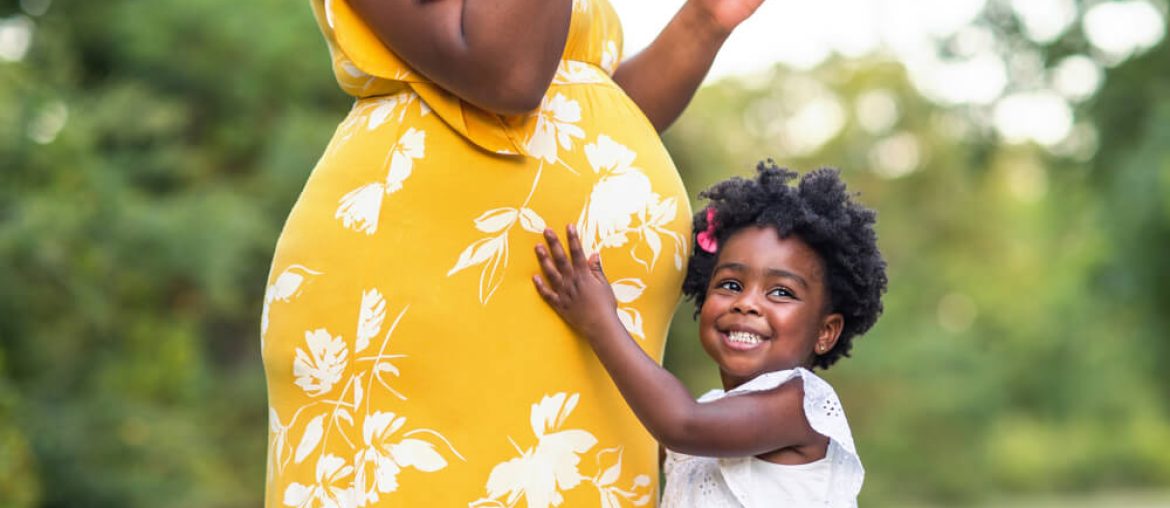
[[532, 163, 887, 507]]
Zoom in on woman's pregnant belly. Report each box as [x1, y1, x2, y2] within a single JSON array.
[[262, 69, 690, 506]]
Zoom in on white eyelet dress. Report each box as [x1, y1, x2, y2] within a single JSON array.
[[660, 368, 865, 507]]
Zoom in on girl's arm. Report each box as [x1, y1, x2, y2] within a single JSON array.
[[346, 0, 573, 115], [613, 0, 764, 132], [533, 226, 821, 457]]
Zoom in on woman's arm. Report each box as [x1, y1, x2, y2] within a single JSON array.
[[613, 0, 763, 132], [533, 226, 820, 457], [346, 0, 573, 115]]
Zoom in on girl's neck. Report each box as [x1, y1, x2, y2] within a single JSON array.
[[718, 359, 814, 391]]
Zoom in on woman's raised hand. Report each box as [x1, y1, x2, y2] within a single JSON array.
[[688, 0, 765, 36], [612, 0, 764, 131]]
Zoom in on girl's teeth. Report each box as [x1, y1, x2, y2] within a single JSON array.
[[728, 331, 762, 345]]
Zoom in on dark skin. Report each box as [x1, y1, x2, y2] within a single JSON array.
[[613, 0, 762, 131], [345, 0, 763, 128], [534, 225, 844, 464]]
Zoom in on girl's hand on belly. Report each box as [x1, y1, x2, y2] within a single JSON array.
[[532, 225, 621, 340]]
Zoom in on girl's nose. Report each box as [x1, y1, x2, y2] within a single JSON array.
[[732, 292, 762, 316]]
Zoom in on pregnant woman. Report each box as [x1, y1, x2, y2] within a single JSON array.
[[262, 0, 762, 505]]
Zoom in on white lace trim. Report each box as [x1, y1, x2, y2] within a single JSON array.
[[661, 368, 864, 507]]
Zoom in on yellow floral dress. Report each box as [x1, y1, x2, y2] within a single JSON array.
[[263, 0, 691, 505]]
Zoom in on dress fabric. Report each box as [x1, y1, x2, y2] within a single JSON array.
[[660, 368, 865, 508], [262, 0, 691, 506]]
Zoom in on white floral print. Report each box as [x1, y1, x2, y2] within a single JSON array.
[[295, 414, 328, 464], [629, 195, 687, 271], [272, 289, 464, 505], [269, 407, 292, 481], [283, 453, 358, 508], [355, 289, 385, 354], [591, 447, 652, 508], [366, 95, 405, 132], [610, 278, 647, 340], [577, 135, 656, 255], [471, 393, 655, 508], [384, 128, 425, 194], [335, 127, 427, 235], [352, 411, 457, 505], [449, 167, 549, 305], [472, 393, 598, 508], [334, 58, 378, 98], [574, 135, 684, 271], [335, 183, 385, 236], [526, 93, 585, 165], [324, 0, 337, 28], [262, 264, 322, 346], [330, 92, 413, 155], [601, 40, 620, 75], [294, 328, 349, 397], [554, 61, 609, 85]]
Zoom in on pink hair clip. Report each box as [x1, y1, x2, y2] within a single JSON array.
[[696, 207, 718, 254]]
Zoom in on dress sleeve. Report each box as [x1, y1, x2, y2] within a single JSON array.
[[324, 0, 417, 80], [719, 368, 865, 506], [323, 0, 528, 155]]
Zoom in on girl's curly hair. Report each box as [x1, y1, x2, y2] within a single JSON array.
[[682, 162, 888, 369]]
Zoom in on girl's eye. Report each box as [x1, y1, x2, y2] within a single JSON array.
[[716, 280, 742, 292], [768, 287, 794, 298]]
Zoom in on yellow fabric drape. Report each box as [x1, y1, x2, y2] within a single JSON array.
[[264, 1, 691, 506]]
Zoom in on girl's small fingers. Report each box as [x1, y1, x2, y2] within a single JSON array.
[[544, 229, 573, 276], [588, 253, 608, 282], [535, 245, 564, 291], [566, 224, 588, 269], [533, 276, 561, 305]]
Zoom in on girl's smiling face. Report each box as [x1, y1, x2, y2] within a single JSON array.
[[698, 226, 844, 389]]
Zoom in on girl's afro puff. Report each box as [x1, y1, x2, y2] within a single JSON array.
[[682, 162, 888, 369]]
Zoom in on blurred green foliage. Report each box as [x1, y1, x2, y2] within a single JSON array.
[[1, 0, 1168, 506]]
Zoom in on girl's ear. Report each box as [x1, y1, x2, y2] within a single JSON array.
[[815, 313, 844, 354]]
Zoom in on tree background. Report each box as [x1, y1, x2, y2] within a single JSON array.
[[1, 0, 1168, 506]]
